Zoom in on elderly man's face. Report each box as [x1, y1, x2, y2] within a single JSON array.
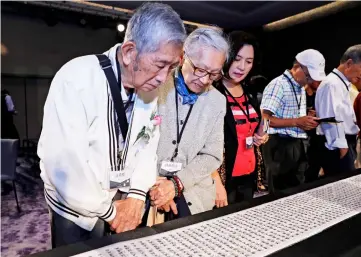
[[352, 76, 361, 91], [345, 60, 361, 84], [181, 47, 225, 94], [292, 63, 313, 87], [128, 42, 182, 92]]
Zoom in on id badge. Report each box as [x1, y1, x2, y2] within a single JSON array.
[[245, 136, 253, 149], [109, 170, 130, 189], [160, 161, 182, 176], [263, 119, 270, 133]]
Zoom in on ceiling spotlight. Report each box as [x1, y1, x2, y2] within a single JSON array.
[[117, 24, 125, 32]]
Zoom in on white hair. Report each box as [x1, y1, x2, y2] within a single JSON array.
[[184, 27, 230, 61], [341, 44, 361, 64], [124, 3, 186, 55]]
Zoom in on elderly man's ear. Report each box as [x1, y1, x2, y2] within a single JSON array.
[[120, 41, 138, 66]]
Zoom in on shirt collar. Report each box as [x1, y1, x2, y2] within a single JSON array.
[[332, 68, 351, 88], [283, 70, 302, 88]]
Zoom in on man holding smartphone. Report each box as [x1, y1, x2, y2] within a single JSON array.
[[261, 49, 325, 193]]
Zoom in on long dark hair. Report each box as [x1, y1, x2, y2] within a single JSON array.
[[223, 31, 261, 84]]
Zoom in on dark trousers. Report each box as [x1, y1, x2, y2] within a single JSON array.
[[318, 135, 357, 176], [305, 133, 323, 182], [164, 195, 191, 221], [263, 135, 308, 194], [50, 209, 107, 248], [226, 173, 255, 204]]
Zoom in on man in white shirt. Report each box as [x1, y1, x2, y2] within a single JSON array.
[[316, 44, 361, 175], [38, 3, 186, 247]]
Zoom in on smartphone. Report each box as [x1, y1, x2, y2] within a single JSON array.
[[317, 117, 343, 123]]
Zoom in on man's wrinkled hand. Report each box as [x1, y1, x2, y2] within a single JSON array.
[[149, 178, 175, 207], [158, 200, 178, 215], [296, 116, 319, 131], [109, 198, 144, 233]]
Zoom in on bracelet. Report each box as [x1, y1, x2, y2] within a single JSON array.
[[173, 176, 184, 197], [168, 176, 183, 197], [173, 176, 184, 192], [168, 177, 178, 197], [173, 178, 179, 197]]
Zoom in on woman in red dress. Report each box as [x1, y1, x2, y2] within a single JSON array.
[[213, 31, 268, 207]]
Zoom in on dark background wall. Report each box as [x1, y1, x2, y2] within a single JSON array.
[[1, 3, 360, 142], [254, 5, 361, 82], [1, 13, 119, 141]]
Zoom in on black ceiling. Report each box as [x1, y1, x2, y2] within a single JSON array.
[[1, 1, 333, 31], [99, 1, 330, 30], [0, 1, 129, 30]]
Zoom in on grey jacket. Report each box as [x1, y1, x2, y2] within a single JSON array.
[[157, 72, 226, 214]]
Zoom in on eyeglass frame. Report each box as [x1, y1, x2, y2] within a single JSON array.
[[184, 52, 223, 81], [299, 64, 313, 83]]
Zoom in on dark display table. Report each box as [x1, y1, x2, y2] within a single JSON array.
[[30, 169, 361, 257]]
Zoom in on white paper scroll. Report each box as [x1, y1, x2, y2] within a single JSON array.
[[74, 175, 361, 257]]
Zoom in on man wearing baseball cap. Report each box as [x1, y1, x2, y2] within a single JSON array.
[[316, 45, 361, 176], [296, 49, 327, 81], [261, 49, 325, 193]]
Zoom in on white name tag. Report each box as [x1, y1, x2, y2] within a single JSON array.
[[109, 169, 132, 189], [263, 119, 270, 133], [245, 136, 254, 149], [110, 170, 126, 181], [161, 161, 182, 172]]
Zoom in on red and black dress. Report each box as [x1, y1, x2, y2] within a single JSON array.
[[228, 94, 259, 176], [216, 84, 261, 204]]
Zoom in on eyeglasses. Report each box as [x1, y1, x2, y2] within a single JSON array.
[[300, 65, 313, 82], [184, 53, 223, 81]]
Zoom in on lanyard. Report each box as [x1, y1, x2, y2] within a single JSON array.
[[115, 47, 134, 110], [223, 86, 250, 120], [223, 86, 253, 134], [115, 50, 122, 90], [331, 71, 349, 91], [172, 88, 194, 161], [283, 74, 301, 112], [119, 100, 136, 170], [113, 47, 134, 169]]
